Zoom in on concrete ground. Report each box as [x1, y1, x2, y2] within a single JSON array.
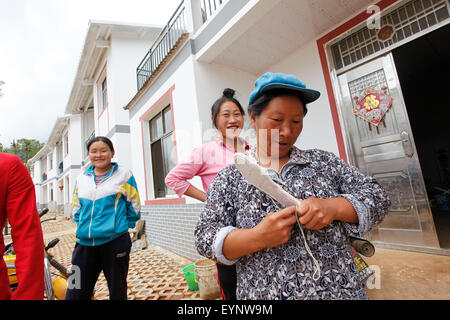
[[364, 247, 450, 300], [8, 214, 449, 300]]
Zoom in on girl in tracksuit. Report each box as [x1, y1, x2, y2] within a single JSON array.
[[65, 136, 141, 300]]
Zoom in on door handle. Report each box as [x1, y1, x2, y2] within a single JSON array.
[[400, 131, 414, 158]]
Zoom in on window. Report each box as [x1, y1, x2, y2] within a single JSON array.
[[149, 106, 175, 198], [49, 153, 53, 170], [99, 77, 108, 113], [64, 134, 69, 156]]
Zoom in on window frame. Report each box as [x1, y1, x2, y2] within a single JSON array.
[[96, 63, 109, 120], [149, 105, 175, 198], [63, 133, 69, 157], [139, 84, 183, 204]]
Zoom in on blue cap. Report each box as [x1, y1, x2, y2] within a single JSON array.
[[248, 72, 320, 106]]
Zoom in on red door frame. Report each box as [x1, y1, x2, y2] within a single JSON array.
[[316, 0, 399, 162]]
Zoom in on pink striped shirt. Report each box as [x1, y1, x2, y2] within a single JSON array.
[[165, 137, 250, 197]]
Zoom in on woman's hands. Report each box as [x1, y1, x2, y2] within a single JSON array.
[[296, 197, 359, 230], [252, 206, 298, 249], [222, 206, 297, 260], [222, 197, 358, 261], [295, 198, 336, 230]]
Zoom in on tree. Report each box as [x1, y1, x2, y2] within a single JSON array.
[[3, 138, 45, 169]]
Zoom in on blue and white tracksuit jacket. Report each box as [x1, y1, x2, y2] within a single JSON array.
[[72, 163, 141, 246]]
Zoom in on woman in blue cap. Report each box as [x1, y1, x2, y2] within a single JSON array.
[[195, 72, 390, 300]]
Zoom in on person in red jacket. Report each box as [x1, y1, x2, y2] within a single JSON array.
[[0, 153, 44, 300]]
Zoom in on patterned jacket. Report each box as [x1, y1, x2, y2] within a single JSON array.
[[72, 163, 141, 246], [195, 147, 390, 300]]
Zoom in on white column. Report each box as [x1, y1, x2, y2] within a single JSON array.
[[184, 0, 204, 34]]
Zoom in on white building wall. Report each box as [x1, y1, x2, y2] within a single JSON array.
[[81, 110, 95, 161], [109, 132, 132, 171], [109, 35, 153, 126], [267, 38, 340, 156], [93, 55, 111, 137], [46, 149, 56, 181], [129, 56, 201, 203], [33, 160, 43, 208], [192, 60, 256, 143], [91, 35, 155, 170], [68, 114, 83, 167]]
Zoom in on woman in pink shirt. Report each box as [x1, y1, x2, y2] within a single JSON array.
[[165, 88, 249, 300]]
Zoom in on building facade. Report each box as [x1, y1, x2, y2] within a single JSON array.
[[126, 0, 450, 259], [31, 0, 450, 261], [30, 20, 162, 216]]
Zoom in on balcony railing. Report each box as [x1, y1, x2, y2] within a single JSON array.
[[200, 0, 226, 23], [136, 1, 187, 91]]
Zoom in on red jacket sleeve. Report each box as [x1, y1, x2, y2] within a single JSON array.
[[5, 155, 45, 300]]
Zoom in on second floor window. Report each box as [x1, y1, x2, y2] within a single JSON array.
[[64, 134, 69, 156], [150, 106, 175, 198], [49, 153, 53, 170], [101, 77, 108, 111]]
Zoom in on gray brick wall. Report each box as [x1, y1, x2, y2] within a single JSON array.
[[141, 203, 205, 262]]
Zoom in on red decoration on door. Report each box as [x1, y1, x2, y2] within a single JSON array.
[[353, 88, 393, 126]]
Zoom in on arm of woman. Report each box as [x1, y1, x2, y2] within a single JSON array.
[[123, 173, 141, 228], [165, 146, 206, 201], [222, 207, 298, 260], [184, 185, 206, 202], [195, 168, 235, 262], [195, 167, 298, 263], [72, 181, 81, 224], [296, 197, 358, 231], [324, 151, 390, 237]]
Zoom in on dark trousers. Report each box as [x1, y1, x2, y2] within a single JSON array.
[[217, 263, 237, 300], [65, 233, 131, 300]]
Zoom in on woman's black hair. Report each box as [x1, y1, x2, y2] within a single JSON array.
[[211, 88, 245, 128], [248, 88, 308, 117], [86, 136, 115, 153]]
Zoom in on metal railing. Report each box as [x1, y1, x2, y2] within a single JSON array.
[[201, 0, 225, 23], [136, 1, 187, 91]]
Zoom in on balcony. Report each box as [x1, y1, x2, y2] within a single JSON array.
[[200, 0, 227, 24], [136, 1, 189, 91]]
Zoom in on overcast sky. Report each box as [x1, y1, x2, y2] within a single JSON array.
[[0, 0, 181, 147]]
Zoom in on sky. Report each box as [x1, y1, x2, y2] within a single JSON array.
[[0, 0, 181, 147]]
